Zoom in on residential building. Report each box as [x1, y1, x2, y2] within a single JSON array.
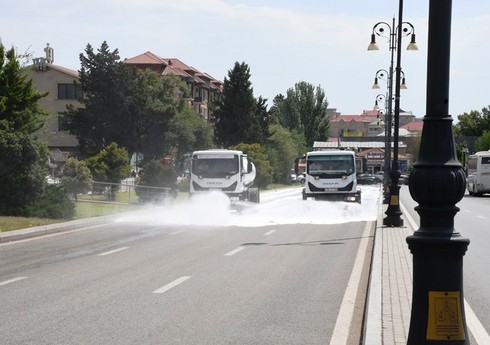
[[123, 51, 223, 122], [23, 44, 81, 176], [24, 46, 223, 176]]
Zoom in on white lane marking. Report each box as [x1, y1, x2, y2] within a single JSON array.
[[0, 276, 28, 287], [152, 276, 191, 294], [402, 203, 490, 343], [170, 230, 185, 235], [329, 221, 373, 344], [400, 203, 418, 231], [263, 230, 276, 236], [98, 246, 129, 256], [477, 215, 485, 219], [465, 299, 490, 344], [224, 246, 245, 256]]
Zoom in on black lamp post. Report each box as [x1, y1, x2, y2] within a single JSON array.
[[368, 17, 417, 215], [373, 92, 391, 196], [406, 0, 470, 343]]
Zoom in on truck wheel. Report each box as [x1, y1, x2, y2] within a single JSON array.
[[249, 188, 260, 203]]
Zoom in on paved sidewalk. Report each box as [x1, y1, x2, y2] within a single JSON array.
[[365, 201, 487, 345], [364, 203, 413, 345]]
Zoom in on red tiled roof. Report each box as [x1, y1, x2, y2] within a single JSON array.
[[401, 120, 424, 132], [124, 51, 223, 85], [330, 115, 371, 123], [124, 51, 168, 65], [361, 109, 380, 116]]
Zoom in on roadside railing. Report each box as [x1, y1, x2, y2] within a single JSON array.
[[77, 180, 174, 205]]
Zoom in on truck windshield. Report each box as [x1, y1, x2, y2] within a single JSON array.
[[192, 155, 239, 177], [308, 155, 354, 175]]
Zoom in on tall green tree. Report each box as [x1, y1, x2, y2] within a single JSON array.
[[475, 130, 490, 152], [0, 45, 50, 216], [85, 142, 130, 183], [61, 157, 92, 201], [267, 124, 299, 183], [85, 142, 130, 200], [166, 105, 214, 173], [231, 143, 272, 188], [273, 81, 330, 147], [454, 107, 490, 137], [214, 62, 268, 147], [0, 45, 48, 132], [66, 41, 185, 161]]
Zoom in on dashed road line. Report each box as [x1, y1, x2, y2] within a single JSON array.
[[329, 221, 373, 344], [98, 246, 129, 256], [263, 230, 276, 236], [0, 276, 28, 287], [224, 246, 245, 256], [152, 276, 191, 294]]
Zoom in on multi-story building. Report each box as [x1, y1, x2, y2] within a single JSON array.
[[23, 44, 81, 176], [123, 51, 223, 122], [24, 46, 223, 176]]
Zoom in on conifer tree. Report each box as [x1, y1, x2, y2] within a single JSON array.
[[0, 45, 49, 215]]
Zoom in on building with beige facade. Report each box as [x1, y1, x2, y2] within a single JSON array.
[[24, 45, 223, 176]]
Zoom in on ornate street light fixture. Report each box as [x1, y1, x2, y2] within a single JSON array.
[[406, 0, 470, 343], [368, 14, 417, 225]]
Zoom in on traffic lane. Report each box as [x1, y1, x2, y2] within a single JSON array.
[[455, 193, 490, 339], [0, 221, 371, 345]]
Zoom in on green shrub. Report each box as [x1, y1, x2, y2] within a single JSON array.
[[24, 185, 75, 219], [135, 160, 177, 203]]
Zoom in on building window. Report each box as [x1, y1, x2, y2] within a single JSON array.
[[58, 83, 83, 100]]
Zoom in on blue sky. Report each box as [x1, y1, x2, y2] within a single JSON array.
[[2, 0, 490, 120]]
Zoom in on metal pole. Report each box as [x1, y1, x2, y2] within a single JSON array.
[[383, 17, 395, 204], [383, 0, 404, 226], [406, 0, 470, 343]]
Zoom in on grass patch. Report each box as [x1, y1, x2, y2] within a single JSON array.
[[0, 192, 188, 233], [0, 216, 63, 232], [74, 201, 143, 219]]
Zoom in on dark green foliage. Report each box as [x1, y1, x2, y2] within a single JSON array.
[[0, 45, 50, 216], [267, 124, 303, 184], [61, 157, 92, 201], [85, 142, 130, 200], [454, 107, 490, 137], [167, 106, 214, 173], [66, 41, 187, 162], [135, 160, 177, 203], [214, 62, 269, 147], [475, 130, 490, 151], [231, 143, 272, 188], [272, 81, 330, 147], [0, 127, 49, 215], [0, 45, 48, 133], [24, 185, 75, 219]]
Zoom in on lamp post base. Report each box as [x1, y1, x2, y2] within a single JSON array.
[[383, 181, 404, 227]]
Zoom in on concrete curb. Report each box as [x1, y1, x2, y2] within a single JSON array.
[[0, 214, 120, 243]]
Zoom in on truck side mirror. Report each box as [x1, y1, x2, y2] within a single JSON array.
[[247, 160, 253, 173]]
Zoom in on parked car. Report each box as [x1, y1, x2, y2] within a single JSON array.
[[357, 173, 382, 185], [297, 172, 306, 184]]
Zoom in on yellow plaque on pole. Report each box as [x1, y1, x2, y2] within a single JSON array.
[[390, 195, 398, 205], [427, 291, 465, 340]]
